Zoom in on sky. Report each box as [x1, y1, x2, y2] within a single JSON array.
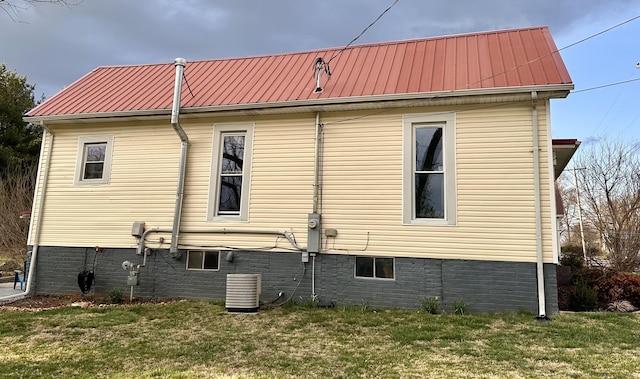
[[1, 0, 640, 144]]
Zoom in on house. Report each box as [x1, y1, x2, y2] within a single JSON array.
[[21, 26, 577, 315]]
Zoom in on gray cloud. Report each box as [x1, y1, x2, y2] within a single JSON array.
[[2, 0, 640, 98]]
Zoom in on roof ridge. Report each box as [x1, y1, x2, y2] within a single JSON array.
[[92, 26, 551, 69]]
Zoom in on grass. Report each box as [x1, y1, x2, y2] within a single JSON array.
[[1, 301, 639, 378]]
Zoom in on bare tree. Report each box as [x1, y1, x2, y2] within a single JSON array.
[[574, 139, 640, 272], [0, 0, 81, 21], [557, 171, 578, 245], [0, 166, 35, 258]]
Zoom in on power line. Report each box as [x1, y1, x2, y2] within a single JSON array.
[[589, 68, 638, 136], [313, 0, 399, 93], [460, 15, 640, 91], [327, 0, 399, 64], [558, 15, 640, 52], [617, 111, 640, 137], [572, 77, 640, 94], [324, 14, 640, 127]]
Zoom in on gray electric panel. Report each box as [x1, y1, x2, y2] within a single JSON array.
[[307, 213, 321, 254], [131, 221, 145, 238]]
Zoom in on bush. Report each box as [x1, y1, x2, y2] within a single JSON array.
[[452, 299, 467, 315], [421, 297, 440, 314], [560, 246, 584, 269], [562, 244, 600, 256], [576, 266, 611, 286], [568, 281, 598, 311], [596, 273, 640, 308], [108, 289, 124, 304]]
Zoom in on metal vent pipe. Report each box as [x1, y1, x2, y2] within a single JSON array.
[[170, 58, 189, 258]]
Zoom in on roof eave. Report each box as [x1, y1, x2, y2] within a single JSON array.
[[552, 138, 581, 179], [24, 83, 573, 124]]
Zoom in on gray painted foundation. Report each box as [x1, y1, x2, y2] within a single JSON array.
[[31, 246, 558, 314]]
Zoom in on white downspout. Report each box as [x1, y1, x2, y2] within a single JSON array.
[[531, 91, 547, 319], [0, 123, 53, 304], [169, 58, 189, 259]]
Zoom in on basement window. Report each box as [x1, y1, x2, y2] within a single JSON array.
[[355, 256, 394, 279], [74, 135, 114, 185], [186, 250, 220, 270]]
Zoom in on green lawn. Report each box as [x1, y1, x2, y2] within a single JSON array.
[[1, 301, 639, 378]]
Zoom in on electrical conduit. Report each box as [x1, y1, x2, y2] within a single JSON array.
[[138, 228, 305, 267], [311, 112, 321, 298]]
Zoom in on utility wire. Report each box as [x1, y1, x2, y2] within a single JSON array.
[[182, 72, 196, 97], [323, 14, 640, 127], [617, 112, 640, 137], [589, 68, 638, 137], [572, 77, 640, 94], [327, 0, 399, 64], [558, 15, 640, 52], [460, 14, 640, 91]]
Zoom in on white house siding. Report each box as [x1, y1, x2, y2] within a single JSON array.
[[31, 101, 554, 263]]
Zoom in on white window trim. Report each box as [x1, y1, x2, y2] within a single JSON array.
[[73, 135, 114, 186], [402, 113, 457, 225], [207, 123, 254, 222]]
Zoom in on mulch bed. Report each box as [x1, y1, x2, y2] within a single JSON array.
[[0, 294, 182, 311]]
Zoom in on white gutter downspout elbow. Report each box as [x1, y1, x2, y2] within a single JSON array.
[[170, 58, 189, 259], [531, 91, 548, 320]]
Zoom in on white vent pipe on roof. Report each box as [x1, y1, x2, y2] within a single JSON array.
[[170, 58, 189, 259]]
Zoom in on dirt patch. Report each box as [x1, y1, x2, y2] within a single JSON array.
[[0, 294, 182, 311]]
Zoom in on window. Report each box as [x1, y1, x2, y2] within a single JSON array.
[[208, 123, 254, 221], [355, 256, 394, 279], [74, 135, 114, 185], [403, 113, 456, 225], [186, 250, 220, 270], [218, 134, 245, 215]]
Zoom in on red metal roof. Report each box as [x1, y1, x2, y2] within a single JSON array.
[[26, 26, 572, 118]]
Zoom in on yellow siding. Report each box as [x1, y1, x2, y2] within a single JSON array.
[[33, 122, 181, 248], [32, 101, 555, 262], [317, 104, 552, 262]]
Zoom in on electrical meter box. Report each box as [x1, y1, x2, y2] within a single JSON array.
[[131, 221, 145, 238], [127, 272, 139, 286], [307, 213, 321, 255]]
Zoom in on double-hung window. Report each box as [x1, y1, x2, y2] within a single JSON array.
[[74, 135, 114, 185], [403, 113, 456, 225], [218, 133, 245, 215], [208, 123, 254, 221]]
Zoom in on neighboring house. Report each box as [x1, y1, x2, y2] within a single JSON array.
[[552, 139, 581, 252], [23, 26, 578, 315]]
